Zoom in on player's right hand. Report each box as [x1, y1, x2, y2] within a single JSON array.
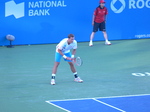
[[92, 22, 94, 26], [66, 57, 72, 60]]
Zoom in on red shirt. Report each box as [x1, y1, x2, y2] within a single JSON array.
[[94, 6, 108, 23]]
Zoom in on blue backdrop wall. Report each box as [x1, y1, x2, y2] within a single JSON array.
[[0, 0, 150, 46]]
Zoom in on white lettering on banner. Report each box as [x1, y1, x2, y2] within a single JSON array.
[[135, 34, 150, 38], [146, 0, 150, 8], [28, 0, 67, 16], [129, 0, 150, 9], [29, 9, 50, 16], [5, 0, 67, 18], [28, 1, 67, 8]]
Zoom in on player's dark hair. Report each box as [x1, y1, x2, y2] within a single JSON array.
[[68, 34, 74, 38]]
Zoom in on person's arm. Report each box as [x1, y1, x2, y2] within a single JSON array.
[[92, 8, 97, 25], [105, 8, 108, 22], [71, 49, 76, 58], [58, 49, 72, 60], [92, 15, 95, 26], [57, 49, 64, 56], [104, 15, 107, 22]]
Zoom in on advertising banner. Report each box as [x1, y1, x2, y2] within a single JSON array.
[[0, 0, 150, 45]]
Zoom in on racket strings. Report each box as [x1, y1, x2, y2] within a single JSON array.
[[72, 57, 82, 66], [75, 57, 82, 66]]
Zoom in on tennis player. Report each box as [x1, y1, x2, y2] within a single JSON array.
[[51, 34, 83, 85], [89, 0, 111, 46]]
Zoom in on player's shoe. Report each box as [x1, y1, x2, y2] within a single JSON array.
[[51, 79, 55, 85], [89, 41, 93, 46], [105, 41, 111, 45], [74, 77, 83, 83]]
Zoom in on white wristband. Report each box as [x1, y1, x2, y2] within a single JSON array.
[[71, 55, 74, 58], [63, 55, 67, 59]]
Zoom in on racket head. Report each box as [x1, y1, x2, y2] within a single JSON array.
[[73, 57, 83, 66]]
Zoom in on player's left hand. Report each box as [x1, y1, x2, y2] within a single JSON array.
[[66, 57, 72, 60], [71, 55, 75, 60]]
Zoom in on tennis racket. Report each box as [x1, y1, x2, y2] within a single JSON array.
[[73, 57, 83, 66]]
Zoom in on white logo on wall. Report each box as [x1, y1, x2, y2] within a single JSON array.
[[5, 0, 25, 19], [5, 0, 67, 19], [111, 0, 150, 13], [110, 0, 126, 13]]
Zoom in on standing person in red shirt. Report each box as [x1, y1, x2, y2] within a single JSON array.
[[89, 0, 111, 46]]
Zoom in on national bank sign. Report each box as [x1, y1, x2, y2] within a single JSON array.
[[5, 0, 67, 19]]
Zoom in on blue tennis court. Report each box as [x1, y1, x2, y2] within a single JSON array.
[[1, 39, 150, 112], [46, 94, 150, 112]]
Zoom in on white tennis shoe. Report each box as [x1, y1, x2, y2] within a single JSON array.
[[51, 79, 55, 85], [105, 41, 111, 45], [89, 41, 93, 46], [74, 77, 83, 83]]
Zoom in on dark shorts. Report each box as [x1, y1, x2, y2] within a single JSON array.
[[93, 21, 106, 32]]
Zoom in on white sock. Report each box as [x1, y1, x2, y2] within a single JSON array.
[[73, 72, 78, 78], [51, 74, 56, 79], [73, 72, 77, 75], [52, 74, 56, 76]]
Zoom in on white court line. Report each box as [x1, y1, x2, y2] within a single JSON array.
[[46, 93, 150, 102], [92, 98, 126, 112], [45, 101, 71, 112], [46, 94, 150, 112]]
